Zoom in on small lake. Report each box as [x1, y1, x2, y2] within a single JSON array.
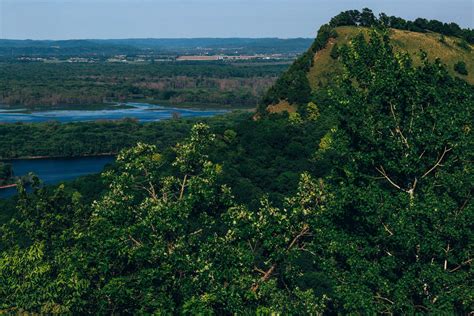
[[0, 156, 114, 198], [0, 102, 227, 123]]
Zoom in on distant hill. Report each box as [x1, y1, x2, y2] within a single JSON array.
[[0, 38, 313, 57], [261, 9, 474, 114]]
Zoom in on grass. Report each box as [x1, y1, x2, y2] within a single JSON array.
[[266, 100, 297, 114], [308, 26, 474, 90]]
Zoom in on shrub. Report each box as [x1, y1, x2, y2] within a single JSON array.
[[330, 44, 340, 59], [457, 39, 471, 51], [454, 61, 468, 75]]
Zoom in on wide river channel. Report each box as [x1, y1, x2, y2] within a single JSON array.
[[0, 102, 227, 123], [0, 102, 227, 198]]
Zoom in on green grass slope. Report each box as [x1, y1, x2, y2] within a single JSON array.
[[308, 26, 474, 89], [261, 10, 474, 115]]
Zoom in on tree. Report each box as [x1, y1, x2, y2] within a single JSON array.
[[359, 8, 377, 27], [308, 29, 473, 313], [330, 43, 340, 59], [454, 61, 468, 75], [0, 162, 13, 180], [0, 178, 90, 313]]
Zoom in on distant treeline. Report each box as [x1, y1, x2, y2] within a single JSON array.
[[0, 111, 331, 209], [0, 118, 196, 159], [0, 61, 288, 107]]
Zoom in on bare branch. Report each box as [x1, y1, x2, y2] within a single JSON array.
[[449, 258, 473, 273], [254, 267, 266, 275], [287, 224, 310, 251], [374, 295, 394, 305], [251, 224, 310, 293], [251, 264, 276, 292], [389, 101, 409, 148], [129, 234, 142, 247], [418, 149, 426, 160], [422, 147, 452, 179], [179, 174, 188, 200], [376, 166, 402, 190], [382, 222, 394, 236], [455, 195, 471, 218], [443, 243, 451, 271], [189, 229, 203, 236]]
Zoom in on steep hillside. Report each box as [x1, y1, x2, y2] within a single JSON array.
[[308, 26, 474, 89], [261, 9, 474, 114]]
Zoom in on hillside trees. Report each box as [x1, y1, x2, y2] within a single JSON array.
[[260, 24, 336, 110], [0, 123, 328, 313], [0, 26, 472, 315], [328, 9, 474, 44], [309, 29, 473, 313], [454, 60, 468, 75]]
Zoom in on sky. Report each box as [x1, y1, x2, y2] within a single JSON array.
[[0, 0, 473, 40]]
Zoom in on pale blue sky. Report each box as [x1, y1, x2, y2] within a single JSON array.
[[0, 0, 473, 40]]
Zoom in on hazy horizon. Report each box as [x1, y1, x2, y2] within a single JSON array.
[[1, 0, 473, 40]]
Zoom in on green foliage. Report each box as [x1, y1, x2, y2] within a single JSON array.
[[454, 60, 468, 75], [260, 24, 336, 112], [315, 29, 473, 313], [0, 61, 287, 108], [0, 122, 328, 313], [0, 118, 195, 159], [457, 39, 472, 51], [0, 162, 13, 180], [330, 43, 340, 59], [329, 8, 474, 44], [0, 17, 472, 315], [438, 34, 446, 44]]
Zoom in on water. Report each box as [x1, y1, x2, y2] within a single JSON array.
[[0, 102, 226, 198], [0, 156, 114, 198], [0, 102, 227, 123]]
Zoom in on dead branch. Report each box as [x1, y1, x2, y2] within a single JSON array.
[[382, 222, 394, 236], [287, 224, 310, 250], [422, 147, 452, 179], [129, 234, 142, 247], [389, 101, 410, 148], [189, 228, 203, 236], [443, 243, 451, 271], [251, 264, 276, 292], [179, 174, 188, 200], [376, 166, 402, 190], [254, 267, 266, 275], [418, 149, 426, 160], [251, 224, 310, 293], [449, 258, 473, 273], [455, 194, 471, 218], [374, 295, 394, 305]]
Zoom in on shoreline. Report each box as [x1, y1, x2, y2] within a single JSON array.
[[0, 184, 17, 190], [1, 101, 254, 112], [1, 153, 116, 161]]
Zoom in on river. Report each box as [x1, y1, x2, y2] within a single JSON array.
[[0, 102, 227, 198], [0, 102, 227, 123], [0, 156, 115, 198]]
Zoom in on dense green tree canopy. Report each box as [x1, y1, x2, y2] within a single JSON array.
[[0, 29, 472, 314], [308, 29, 473, 313]]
